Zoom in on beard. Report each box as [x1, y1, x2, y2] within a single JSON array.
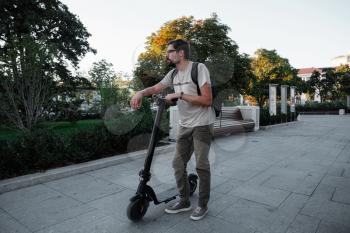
[[166, 58, 179, 68], [166, 58, 176, 68]]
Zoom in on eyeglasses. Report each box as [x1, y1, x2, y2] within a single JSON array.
[[166, 49, 177, 54]]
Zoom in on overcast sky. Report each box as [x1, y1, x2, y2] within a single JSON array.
[[61, 0, 350, 75]]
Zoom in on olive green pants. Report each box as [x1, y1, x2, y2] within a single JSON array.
[[172, 124, 213, 208]]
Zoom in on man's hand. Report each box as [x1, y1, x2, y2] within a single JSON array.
[[130, 91, 143, 109], [165, 93, 181, 104]]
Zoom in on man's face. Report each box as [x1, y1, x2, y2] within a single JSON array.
[[166, 44, 180, 65]]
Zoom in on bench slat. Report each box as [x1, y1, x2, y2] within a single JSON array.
[[213, 108, 254, 136]]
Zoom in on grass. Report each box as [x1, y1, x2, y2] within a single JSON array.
[[0, 127, 21, 141], [0, 119, 104, 141]]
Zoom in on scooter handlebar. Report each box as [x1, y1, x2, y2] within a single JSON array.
[[153, 95, 178, 107]]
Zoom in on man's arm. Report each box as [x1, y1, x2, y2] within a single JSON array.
[[181, 83, 212, 107], [165, 83, 212, 107], [130, 82, 167, 109], [139, 82, 167, 97]]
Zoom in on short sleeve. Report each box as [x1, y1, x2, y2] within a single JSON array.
[[197, 63, 211, 87], [160, 69, 174, 88]]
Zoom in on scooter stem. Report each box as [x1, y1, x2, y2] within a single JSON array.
[[136, 98, 167, 193], [143, 98, 166, 173]]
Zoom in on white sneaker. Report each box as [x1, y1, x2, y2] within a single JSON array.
[[190, 206, 208, 220], [165, 200, 192, 214]]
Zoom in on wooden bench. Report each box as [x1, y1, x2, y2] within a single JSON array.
[[213, 107, 255, 136]]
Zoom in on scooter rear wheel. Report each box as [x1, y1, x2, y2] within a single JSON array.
[[127, 197, 149, 221], [188, 173, 198, 196]]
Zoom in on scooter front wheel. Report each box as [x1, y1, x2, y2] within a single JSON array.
[[127, 197, 149, 221]]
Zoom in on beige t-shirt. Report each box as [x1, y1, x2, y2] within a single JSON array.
[[160, 61, 216, 127]]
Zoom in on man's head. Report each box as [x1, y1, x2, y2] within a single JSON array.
[[166, 39, 189, 65]]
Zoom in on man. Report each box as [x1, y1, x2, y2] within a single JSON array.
[[130, 39, 215, 220]]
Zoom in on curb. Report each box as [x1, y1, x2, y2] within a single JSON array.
[[259, 120, 300, 130], [0, 143, 176, 194]]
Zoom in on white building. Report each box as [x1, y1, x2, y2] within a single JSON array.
[[296, 52, 350, 105], [331, 52, 350, 67]]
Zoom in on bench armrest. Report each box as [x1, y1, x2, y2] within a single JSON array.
[[237, 106, 260, 131]]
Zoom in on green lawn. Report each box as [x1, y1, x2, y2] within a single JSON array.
[[0, 119, 104, 141]]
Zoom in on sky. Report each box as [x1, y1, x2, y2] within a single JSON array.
[[61, 0, 350, 76]]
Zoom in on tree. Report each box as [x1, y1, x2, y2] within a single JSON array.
[[321, 68, 339, 101], [88, 60, 130, 114], [249, 49, 295, 107], [336, 65, 350, 97], [133, 14, 250, 98], [306, 71, 320, 101], [88, 59, 115, 88], [307, 68, 339, 102], [0, 0, 95, 131]]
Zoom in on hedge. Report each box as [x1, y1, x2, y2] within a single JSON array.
[[260, 104, 299, 126], [0, 99, 169, 180], [296, 102, 348, 113]]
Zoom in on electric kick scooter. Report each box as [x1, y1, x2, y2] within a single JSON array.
[[127, 96, 198, 221]]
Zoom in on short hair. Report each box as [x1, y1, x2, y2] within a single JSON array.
[[167, 39, 189, 59]]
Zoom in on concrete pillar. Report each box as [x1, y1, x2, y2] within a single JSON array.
[[281, 85, 288, 114], [290, 86, 296, 113], [269, 84, 278, 116], [240, 94, 244, 105]]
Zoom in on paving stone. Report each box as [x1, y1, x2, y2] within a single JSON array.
[[331, 186, 350, 205], [213, 178, 243, 194], [217, 193, 307, 233], [343, 167, 350, 178], [206, 191, 240, 216], [211, 174, 232, 189], [0, 209, 31, 233], [0, 184, 96, 232], [262, 172, 321, 196], [335, 147, 350, 163], [87, 164, 139, 180], [211, 166, 262, 182], [326, 162, 349, 177], [229, 184, 291, 207], [226, 193, 306, 232], [86, 188, 136, 222], [35, 210, 111, 233], [118, 158, 147, 170], [0, 184, 60, 211], [278, 158, 328, 174], [165, 214, 255, 233], [301, 184, 350, 227], [44, 173, 126, 202], [2, 194, 93, 232], [285, 214, 320, 233], [321, 175, 350, 190], [316, 220, 350, 233]]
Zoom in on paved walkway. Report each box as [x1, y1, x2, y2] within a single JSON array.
[[1, 115, 350, 233]]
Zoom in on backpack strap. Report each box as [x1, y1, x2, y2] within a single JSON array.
[[191, 62, 201, 96], [170, 68, 178, 83], [171, 63, 201, 96]]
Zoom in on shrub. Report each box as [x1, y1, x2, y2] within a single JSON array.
[[0, 129, 67, 179], [260, 105, 299, 126], [296, 101, 348, 112], [0, 97, 170, 180], [67, 126, 111, 162]]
